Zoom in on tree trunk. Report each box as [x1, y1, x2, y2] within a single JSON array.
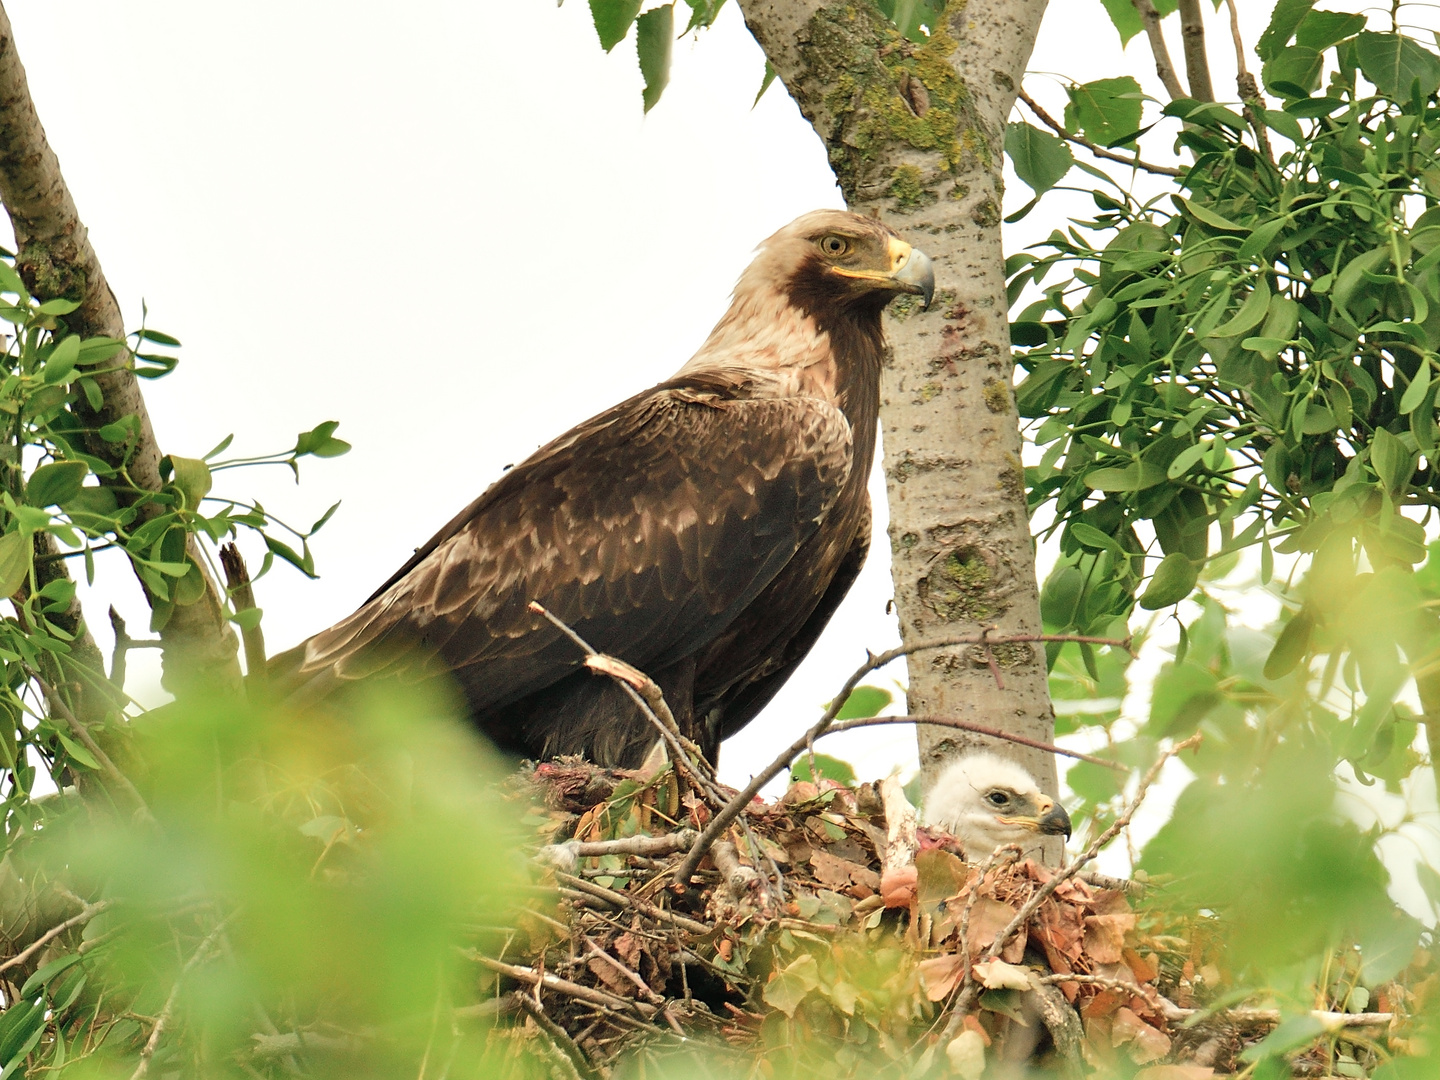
[[736, 0, 1058, 805], [0, 1, 240, 707]]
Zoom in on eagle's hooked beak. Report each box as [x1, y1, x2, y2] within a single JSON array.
[[999, 794, 1073, 839], [832, 237, 936, 310], [890, 241, 936, 311]]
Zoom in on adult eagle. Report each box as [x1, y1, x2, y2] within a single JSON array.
[[272, 210, 934, 767]]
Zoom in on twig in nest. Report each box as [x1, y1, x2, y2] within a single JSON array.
[[473, 954, 658, 1018], [954, 845, 1023, 1007], [951, 733, 1203, 1022], [824, 714, 1128, 771], [527, 602, 721, 809], [674, 631, 1132, 885], [512, 991, 606, 1080], [538, 831, 699, 873], [553, 871, 710, 935], [1076, 869, 1145, 896], [220, 543, 266, 690]]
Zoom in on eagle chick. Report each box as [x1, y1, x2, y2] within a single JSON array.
[[923, 753, 1072, 861]]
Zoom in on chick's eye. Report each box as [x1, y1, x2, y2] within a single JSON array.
[[820, 235, 849, 257], [987, 791, 1008, 807]]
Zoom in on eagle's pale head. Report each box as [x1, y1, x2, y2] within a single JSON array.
[[923, 752, 1072, 861], [743, 208, 935, 314]]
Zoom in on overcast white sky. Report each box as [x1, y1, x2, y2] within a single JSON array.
[[0, 1, 1323, 812]]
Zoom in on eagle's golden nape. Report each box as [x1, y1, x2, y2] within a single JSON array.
[[269, 210, 935, 769]]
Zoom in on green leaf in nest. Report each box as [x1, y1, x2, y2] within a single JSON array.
[[1004, 122, 1072, 195], [1139, 553, 1199, 610], [166, 455, 213, 510], [762, 955, 819, 1016]]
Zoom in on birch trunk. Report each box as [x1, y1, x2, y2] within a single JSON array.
[[737, 0, 1057, 803]]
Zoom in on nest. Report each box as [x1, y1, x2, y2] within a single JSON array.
[[474, 757, 1194, 1078]]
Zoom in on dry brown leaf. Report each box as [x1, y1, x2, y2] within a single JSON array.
[[1085, 913, 1137, 964], [971, 958, 1032, 991], [1134, 1067, 1214, 1080], [881, 865, 918, 909], [965, 898, 1021, 956], [1112, 1007, 1172, 1064], [1124, 947, 1159, 983], [917, 953, 966, 1001]]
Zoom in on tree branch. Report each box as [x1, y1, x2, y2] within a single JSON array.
[[0, 1, 239, 702], [1131, 0, 1186, 100], [1176, 0, 1214, 101], [825, 712, 1128, 770], [674, 632, 1132, 885], [1224, 0, 1275, 163]]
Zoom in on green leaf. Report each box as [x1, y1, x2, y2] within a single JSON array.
[[42, 335, 81, 385], [36, 297, 79, 316], [294, 420, 351, 459], [264, 534, 317, 579], [166, 455, 213, 510], [1097, 0, 1143, 45], [763, 954, 819, 1016], [1264, 609, 1314, 679], [230, 606, 264, 631], [1258, 0, 1317, 61], [0, 532, 31, 598], [636, 4, 673, 112], [1140, 553, 1199, 610], [1371, 427, 1416, 492], [833, 684, 893, 720], [136, 327, 181, 347], [1167, 441, 1209, 480], [1064, 76, 1143, 148], [590, 0, 642, 51], [754, 60, 777, 106], [1263, 46, 1324, 97], [26, 461, 88, 508], [1070, 522, 1124, 553], [1295, 10, 1366, 51], [873, 0, 945, 43], [1401, 360, 1432, 414], [19, 952, 83, 1000], [1083, 461, 1166, 492], [791, 753, 857, 785], [55, 732, 99, 770], [1240, 1014, 1328, 1062], [1356, 32, 1440, 100], [1238, 218, 1287, 260], [1176, 196, 1247, 232], [1004, 122, 1073, 195]]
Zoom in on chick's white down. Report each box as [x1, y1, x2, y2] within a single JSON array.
[[921, 752, 1070, 860]]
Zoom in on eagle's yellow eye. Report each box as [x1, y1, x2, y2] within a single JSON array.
[[819, 235, 849, 257]]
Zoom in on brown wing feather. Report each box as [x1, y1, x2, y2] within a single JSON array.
[[283, 380, 854, 715]]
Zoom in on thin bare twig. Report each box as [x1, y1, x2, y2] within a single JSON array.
[[512, 991, 605, 1080], [107, 607, 160, 689], [527, 602, 721, 809], [1018, 89, 1183, 177], [1225, 0, 1275, 162], [1176, 0, 1214, 101], [553, 871, 710, 935], [1132, 0, 1187, 99], [220, 543, 266, 690], [473, 955, 657, 1018], [130, 915, 231, 1080], [673, 631, 1132, 885], [823, 714, 1128, 771], [955, 845, 1023, 1006], [0, 898, 113, 975], [31, 667, 152, 821]]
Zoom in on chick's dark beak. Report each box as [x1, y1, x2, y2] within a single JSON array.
[[1039, 801, 1073, 839]]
